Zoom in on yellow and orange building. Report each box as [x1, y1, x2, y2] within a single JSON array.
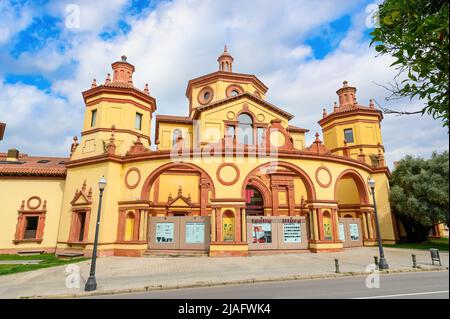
[[1, 48, 403, 257]]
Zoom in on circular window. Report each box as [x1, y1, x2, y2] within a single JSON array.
[[197, 86, 214, 105], [226, 84, 244, 98]]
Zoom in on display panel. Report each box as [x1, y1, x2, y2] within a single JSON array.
[[185, 222, 205, 244], [252, 223, 272, 243], [155, 222, 174, 243], [349, 223, 360, 241], [283, 223, 302, 243]]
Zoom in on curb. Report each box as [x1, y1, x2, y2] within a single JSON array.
[[20, 265, 448, 299]]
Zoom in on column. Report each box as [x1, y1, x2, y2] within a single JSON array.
[[312, 209, 320, 241], [241, 208, 247, 242], [271, 185, 279, 216], [287, 185, 295, 216], [317, 209, 324, 241], [361, 211, 368, 239], [216, 208, 222, 242], [332, 209, 339, 241], [235, 209, 241, 242], [211, 208, 216, 242], [308, 210, 314, 240]]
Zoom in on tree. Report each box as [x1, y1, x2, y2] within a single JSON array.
[[370, 0, 449, 128], [389, 151, 449, 242]]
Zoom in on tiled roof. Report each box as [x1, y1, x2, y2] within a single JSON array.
[[0, 153, 68, 177], [287, 125, 310, 133]]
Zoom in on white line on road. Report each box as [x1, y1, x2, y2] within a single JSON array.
[[353, 290, 449, 299]]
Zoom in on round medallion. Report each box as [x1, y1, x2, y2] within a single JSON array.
[[125, 167, 141, 189], [197, 86, 214, 105], [216, 163, 240, 186], [27, 196, 42, 210], [226, 111, 235, 120], [225, 84, 244, 98], [269, 131, 285, 148], [315, 166, 332, 188], [257, 114, 265, 122]]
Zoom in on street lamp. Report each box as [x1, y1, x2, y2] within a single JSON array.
[[85, 176, 107, 291], [368, 178, 389, 270]]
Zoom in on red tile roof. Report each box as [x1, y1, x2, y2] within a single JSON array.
[[0, 153, 67, 177]]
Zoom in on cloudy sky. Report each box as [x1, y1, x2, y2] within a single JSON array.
[[0, 0, 448, 167]]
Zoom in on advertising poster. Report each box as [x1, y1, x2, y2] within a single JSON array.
[[338, 223, 346, 241], [252, 223, 272, 243], [185, 222, 205, 244], [155, 222, 174, 243], [283, 223, 301, 243], [323, 222, 333, 240], [349, 223, 360, 241]]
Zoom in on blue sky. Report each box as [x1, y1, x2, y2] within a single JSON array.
[[0, 0, 448, 166]]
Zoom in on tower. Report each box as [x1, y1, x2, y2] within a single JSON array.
[[217, 45, 234, 72], [318, 81, 385, 167], [72, 56, 157, 160]]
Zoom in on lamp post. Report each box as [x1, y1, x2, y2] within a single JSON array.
[[368, 178, 389, 270], [85, 176, 107, 291]]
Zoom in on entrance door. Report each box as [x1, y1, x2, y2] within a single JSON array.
[[245, 185, 264, 216]]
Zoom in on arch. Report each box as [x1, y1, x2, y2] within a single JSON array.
[[245, 178, 272, 208], [241, 161, 316, 201], [237, 113, 254, 145], [172, 129, 182, 147], [334, 169, 370, 204], [140, 162, 216, 200], [245, 185, 265, 216], [344, 214, 353, 218], [124, 211, 135, 241]]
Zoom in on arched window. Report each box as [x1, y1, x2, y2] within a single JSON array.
[[238, 113, 253, 145], [172, 129, 182, 147]]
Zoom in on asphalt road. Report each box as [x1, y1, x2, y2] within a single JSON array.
[[89, 270, 449, 299]]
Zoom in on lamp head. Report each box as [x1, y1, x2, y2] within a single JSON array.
[[368, 178, 375, 189], [98, 176, 107, 191]]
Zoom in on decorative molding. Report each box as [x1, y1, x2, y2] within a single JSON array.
[[124, 167, 141, 189], [315, 166, 332, 188], [225, 84, 244, 98], [216, 163, 240, 186], [197, 86, 214, 105]]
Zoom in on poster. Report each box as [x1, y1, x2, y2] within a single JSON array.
[[252, 223, 272, 243], [349, 223, 360, 241], [283, 223, 301, 243], [323, 222, 333, 240], [155, 222, 174, 243], [185, 222, 205, 244], [339, 223, 346, 241]]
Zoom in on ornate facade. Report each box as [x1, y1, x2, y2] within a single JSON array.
[[0, 47, 402, 257]]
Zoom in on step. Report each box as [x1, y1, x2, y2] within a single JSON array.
[[143, 250, 208, 257]]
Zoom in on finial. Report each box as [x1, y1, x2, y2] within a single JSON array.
[[105, 73, 111, 83], [315, 132, 320, 142], [121, 55, 127, 62], [91, 78, 97, 88], [333, 101, 338, 111], [70, 136, 79, 156], [187, 193, 191, 202], [168, 193, 172, 202], [369, 99, 375, 108], [144, 83, 150, 94], [178, 185, 182, 196], [343, 80, 348, 87], [322, 108, 327, 118], [82, 180, 87, 191], [224, 45, 228, 52]]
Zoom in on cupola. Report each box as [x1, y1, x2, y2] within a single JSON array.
[[218, 45, 234, 72], [111, 55, 135, 84]]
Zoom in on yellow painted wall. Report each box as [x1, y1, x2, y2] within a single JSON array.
[[335, 178, 361, 204], [0, 178, 65, 251], [157, 122, 193, 150]]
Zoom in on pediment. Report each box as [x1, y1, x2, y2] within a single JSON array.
[[70, 181, 92, 206]]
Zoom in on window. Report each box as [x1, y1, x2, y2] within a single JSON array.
[[24, 216, 39, 239], [230, 90, 239, 97], [135, 112, 143, 130], [77, 212, 87, 242], [90, 110, 97, 127], [257, 127, 265, 146], [37, 160, 50, 164], [238, 113, 254, 145], [203, 91, 210, 100], [225, 125, 235, 138], [172, 129, 182, 146], [344, 128, 354, 143]]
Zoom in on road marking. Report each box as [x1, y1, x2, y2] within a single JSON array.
[[354, 290, 449, 299]]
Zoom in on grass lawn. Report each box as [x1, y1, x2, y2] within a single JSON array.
[[385, 238, 449, 251], [0, 253, 87, 276]]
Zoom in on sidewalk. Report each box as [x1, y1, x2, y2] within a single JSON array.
[[0, 247, 448, 298]]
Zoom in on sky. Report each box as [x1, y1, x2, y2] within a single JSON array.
[[0, 0, 448, 168]]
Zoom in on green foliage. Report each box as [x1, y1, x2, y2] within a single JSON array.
[[370, 0, 449, 127], [389, 151, 449, 242], [385, 237, 449, 251]]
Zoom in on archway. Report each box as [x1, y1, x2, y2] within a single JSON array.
[[245, 185, 264, 216]]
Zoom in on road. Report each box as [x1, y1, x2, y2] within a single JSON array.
[[88, 270, 449, 299]]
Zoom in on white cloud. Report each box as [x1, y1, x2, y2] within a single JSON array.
[[0, 0, 447, 168]]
